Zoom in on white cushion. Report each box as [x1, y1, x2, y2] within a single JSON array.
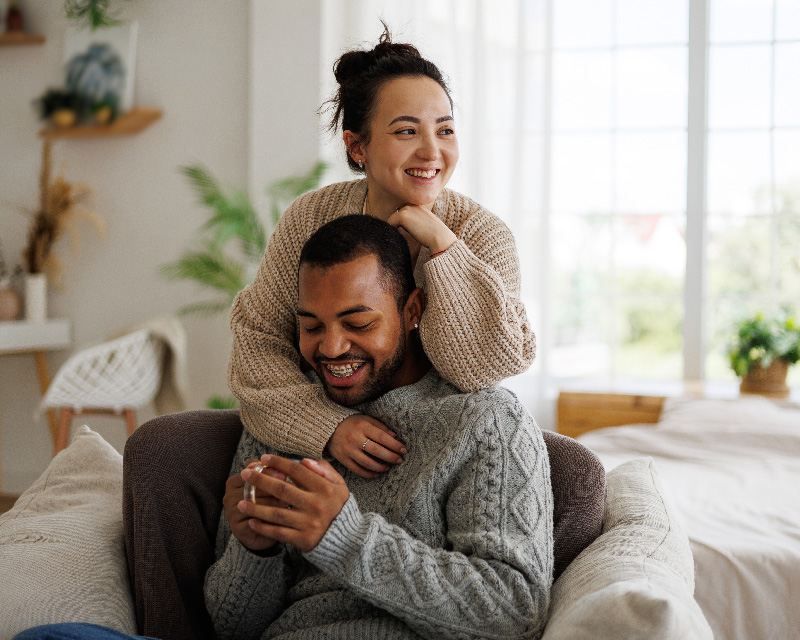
[[659, 395, 800, 432], [0, 425, 136, 637], [542, 458, 712, 640]]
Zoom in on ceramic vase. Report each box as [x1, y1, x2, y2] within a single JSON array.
[[0, 280, 21, 321], [24, 273, 47, 322]]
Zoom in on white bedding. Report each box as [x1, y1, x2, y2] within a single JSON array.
[[577, 395, 800, 640]]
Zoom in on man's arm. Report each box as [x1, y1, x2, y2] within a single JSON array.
[[204, 537, 288, 640], [245, 400, 554, 640]]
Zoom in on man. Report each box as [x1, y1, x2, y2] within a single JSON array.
[[205, 215, 553, 640]]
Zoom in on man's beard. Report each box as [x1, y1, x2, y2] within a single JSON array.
[[316, 329, 407, 407]]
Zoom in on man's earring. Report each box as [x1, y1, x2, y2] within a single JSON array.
[[413, 323, 419, 330], [358, 160, 364, 170]]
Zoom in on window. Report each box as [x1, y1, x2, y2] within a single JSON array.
[[320, 0, 800, 424]]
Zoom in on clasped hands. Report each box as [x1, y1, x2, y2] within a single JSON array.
[[226, 454, 350, 554], [227, 415, 408, 553]]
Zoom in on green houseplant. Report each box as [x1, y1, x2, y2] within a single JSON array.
[[160, 161, 327, 408], [727, 312, 800, 398]]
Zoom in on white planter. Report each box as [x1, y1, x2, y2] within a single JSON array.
[[24, 273, 48, 323]]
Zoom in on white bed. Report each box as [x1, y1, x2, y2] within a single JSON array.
[[575, 395, 800, 640]]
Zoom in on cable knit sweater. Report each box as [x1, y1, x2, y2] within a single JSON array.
[[205, 370, 553, 640], [228, 179, 536, 458]]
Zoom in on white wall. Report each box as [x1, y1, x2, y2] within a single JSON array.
[[0, 0, 324, 492]]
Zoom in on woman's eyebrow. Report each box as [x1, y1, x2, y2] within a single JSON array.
[[387, 115, 454, 126]]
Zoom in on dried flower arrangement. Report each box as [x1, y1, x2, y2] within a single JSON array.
[[21, 138, 104, 284]]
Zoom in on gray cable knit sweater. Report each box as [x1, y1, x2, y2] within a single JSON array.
[[205, 371, 553, 640]]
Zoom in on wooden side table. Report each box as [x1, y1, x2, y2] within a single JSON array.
[[0, 319, 72, 492]]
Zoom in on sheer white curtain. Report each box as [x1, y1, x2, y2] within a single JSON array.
[[319, 0, 552, 420], [318, 0, 800, 428]]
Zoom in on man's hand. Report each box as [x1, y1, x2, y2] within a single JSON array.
[[224, 459, 283, 552], [327, 414, 407, 479], [236, 454, 350, 553]]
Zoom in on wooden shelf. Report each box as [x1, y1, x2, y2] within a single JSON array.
[[0, 32, 46, 46], [39, 106, 163, 139]]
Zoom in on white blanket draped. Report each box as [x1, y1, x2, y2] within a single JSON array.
[[577, 395, 800, 640]]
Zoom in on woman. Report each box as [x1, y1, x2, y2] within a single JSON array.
[[230, 28, 535, 478]]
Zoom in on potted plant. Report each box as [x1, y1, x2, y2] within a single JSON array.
[[727, 312, 800, 398], [14, 139, 104, 321], [160, 161, 327, 408], [34, 88, 87, 128]]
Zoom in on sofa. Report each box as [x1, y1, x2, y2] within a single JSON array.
[[0, 410, 713, 639]]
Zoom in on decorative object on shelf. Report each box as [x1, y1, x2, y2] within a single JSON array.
[[24, 272, 47, 322], [5, 0, 23, 32], [0, 240, 22, 321], [64, 22, 137, 117], [19, 138, 104, 286], [159, 161, 327, 408], [34, 88, 87, 128], [728, 312, 800, 399]]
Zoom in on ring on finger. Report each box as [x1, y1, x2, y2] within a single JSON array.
[[362, 438, 370, 451]]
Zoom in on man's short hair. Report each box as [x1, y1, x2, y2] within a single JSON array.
[[299, 214, 415, 311]]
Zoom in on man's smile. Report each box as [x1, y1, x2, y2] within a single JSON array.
[[317, 359, 370, 389]]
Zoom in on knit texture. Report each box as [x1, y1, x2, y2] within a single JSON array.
[[228, 179, 536, 458], [205, 371, 553, 640]]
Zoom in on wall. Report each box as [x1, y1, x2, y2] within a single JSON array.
[[0, 0, 324, 492]]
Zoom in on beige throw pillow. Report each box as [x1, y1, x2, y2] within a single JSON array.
[[0, 425, 136, 637], [542, 458, 713, 640]]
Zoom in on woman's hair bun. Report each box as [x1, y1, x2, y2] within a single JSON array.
[[333, 26, 422, 86]]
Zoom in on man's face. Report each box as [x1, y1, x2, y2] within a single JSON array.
[[297, 254, 408, 407]]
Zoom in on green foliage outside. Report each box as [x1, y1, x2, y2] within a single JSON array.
[[727, 312, 800, 377], [161, 161, 328, 408]]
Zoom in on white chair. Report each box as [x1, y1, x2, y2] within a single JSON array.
[[41, 329, 166, 455]]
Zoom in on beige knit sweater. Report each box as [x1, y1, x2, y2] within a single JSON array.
[[228, 179, 535, 457]]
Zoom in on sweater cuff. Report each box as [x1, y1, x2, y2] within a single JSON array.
[[303, 494, 366, 572], [224, 534, 286, 579], [423, 239, 500, 293]]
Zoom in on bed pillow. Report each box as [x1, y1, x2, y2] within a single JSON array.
[[542, 458, 712, 640], [658, 395, 800, 432], [0, 425, 137, 637]]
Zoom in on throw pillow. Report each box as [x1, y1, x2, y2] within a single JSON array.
[[542, 457, 713, 640], [0, 425, 136, 637]]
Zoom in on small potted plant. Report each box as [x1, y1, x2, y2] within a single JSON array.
[[34, 88, 87, 128], [727, 312, 800, 398]]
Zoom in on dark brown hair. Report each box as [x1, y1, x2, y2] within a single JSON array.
[[300, 215, 415, 312], [322, 24, 453, 173]]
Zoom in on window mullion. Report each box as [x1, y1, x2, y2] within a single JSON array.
[[684, 0, 710, 381]]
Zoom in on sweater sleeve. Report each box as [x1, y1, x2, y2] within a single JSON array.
[[304, 399, 554, 640], [228, 188, 357, 457], [204, 537, 288, 640], [420, 200, 535, 392]]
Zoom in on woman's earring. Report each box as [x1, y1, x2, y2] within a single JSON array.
[[358, 160, 363, 170], [414, 323, 419, 330]]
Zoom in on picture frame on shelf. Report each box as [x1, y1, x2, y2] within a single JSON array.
[[63, 21, 138, 117]]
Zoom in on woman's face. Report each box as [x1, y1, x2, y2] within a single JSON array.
[[348, 75, 459, 212]]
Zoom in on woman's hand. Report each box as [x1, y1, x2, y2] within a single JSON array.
[[326, 414, 407, 479], [387, 204, 456, 256]]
